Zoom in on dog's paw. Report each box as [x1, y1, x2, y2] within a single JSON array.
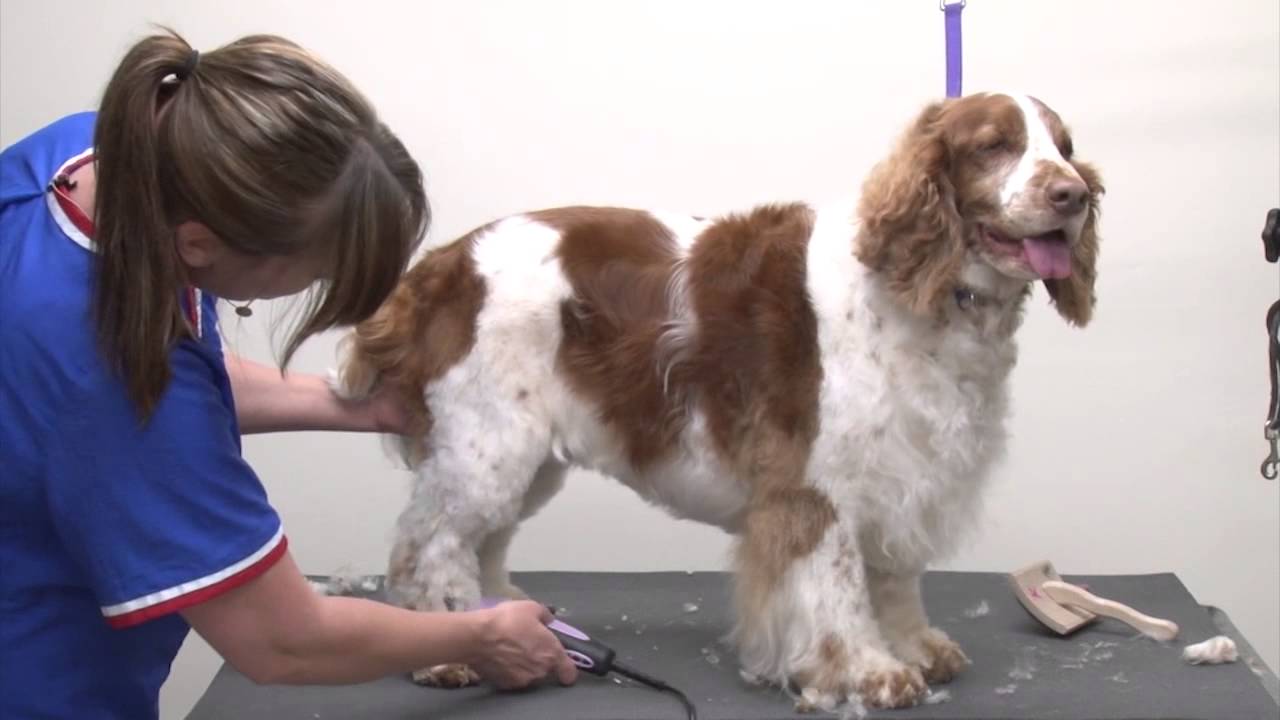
[[793, 686, 841, 714], [890, 626, 970, 684], [411, 664, 480, 688], [852, 660, 927, 709], [917, 627, 969, 684], [793, 644, 927, 711]]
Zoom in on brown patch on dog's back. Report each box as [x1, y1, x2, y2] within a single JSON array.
[[679, 203, 834, 620], [341, 226, 489, 463], [686, 203, 822, 464], [544, 204, 833, 605], [541, 207, 688, 468]]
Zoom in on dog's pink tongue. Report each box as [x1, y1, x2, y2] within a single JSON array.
[[1023, 236, 1072, 279]]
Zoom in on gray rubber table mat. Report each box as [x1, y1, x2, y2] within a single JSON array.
[[186, 571, 1279, 719]]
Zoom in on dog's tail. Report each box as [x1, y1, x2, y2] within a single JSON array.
[[329, 330, 387, 404], [331, 234, 489, 466]]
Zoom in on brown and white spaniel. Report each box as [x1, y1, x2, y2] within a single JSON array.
[[333, 91, 1104, 710]]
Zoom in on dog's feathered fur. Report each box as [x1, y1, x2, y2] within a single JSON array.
[[334, 92, 1103, 710]]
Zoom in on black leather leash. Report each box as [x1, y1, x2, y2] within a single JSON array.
[[1261, 208, 1279, 479]]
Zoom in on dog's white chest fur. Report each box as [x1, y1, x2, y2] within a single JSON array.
[[802, 206, 1021, 571]]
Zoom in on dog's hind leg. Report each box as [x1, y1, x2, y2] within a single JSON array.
[[384, 400, 557, 688], [478, 460, 568, 600]]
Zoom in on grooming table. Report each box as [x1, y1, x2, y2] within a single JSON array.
[[187, 571, 1279, 720]]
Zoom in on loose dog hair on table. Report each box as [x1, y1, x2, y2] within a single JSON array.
[[332, 91, 1104, 711]]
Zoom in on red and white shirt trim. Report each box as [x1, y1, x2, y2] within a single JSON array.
[[45, 146, 205, 336], [45, 146, 95, 252], [101, 526, 288, 629]]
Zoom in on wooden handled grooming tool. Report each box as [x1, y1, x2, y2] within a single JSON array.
[[1008, 560, 1179, 641]]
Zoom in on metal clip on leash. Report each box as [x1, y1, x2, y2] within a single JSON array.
[[1261, 208, 1279, 479]]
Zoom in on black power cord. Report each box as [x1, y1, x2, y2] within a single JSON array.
[[611, 660, 698, 720], [545, 619, 699, 720]]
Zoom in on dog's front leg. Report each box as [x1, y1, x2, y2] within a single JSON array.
[[866, 567, 970, 684], [731, 488, 927, 711]]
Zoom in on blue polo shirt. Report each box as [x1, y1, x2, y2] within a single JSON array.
[[0, 113, 287, 719]]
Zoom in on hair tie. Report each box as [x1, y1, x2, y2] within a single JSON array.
[[177, 49, 200, 80]]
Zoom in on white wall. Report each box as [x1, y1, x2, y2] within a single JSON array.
[[2, 1, 1276, 717]]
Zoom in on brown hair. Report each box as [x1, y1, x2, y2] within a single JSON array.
[[92, 28, 428, 419], [854, 100, 968, 318], [1043, 157, 1104, 326]]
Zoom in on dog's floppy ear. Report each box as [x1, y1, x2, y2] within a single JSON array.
[[1044, 160, 1104, 326], [855, 100, 968, 317]]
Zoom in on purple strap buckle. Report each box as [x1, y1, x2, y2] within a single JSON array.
[[942, 0, 965, 98]]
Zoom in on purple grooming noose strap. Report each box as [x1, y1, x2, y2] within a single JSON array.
[[943, 0, 965, 98]]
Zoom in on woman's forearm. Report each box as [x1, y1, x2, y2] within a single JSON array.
[[268, 595, 484, 684], [184, 554, 574, 689], [271, 594, 574, 690], [224, 354, 379, 434]]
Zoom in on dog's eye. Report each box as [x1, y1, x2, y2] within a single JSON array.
[[977, 137, 1008, 155], [1060, 138, 1074, 160]]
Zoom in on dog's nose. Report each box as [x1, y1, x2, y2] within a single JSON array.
[[1047, 179, 1089, 215]]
